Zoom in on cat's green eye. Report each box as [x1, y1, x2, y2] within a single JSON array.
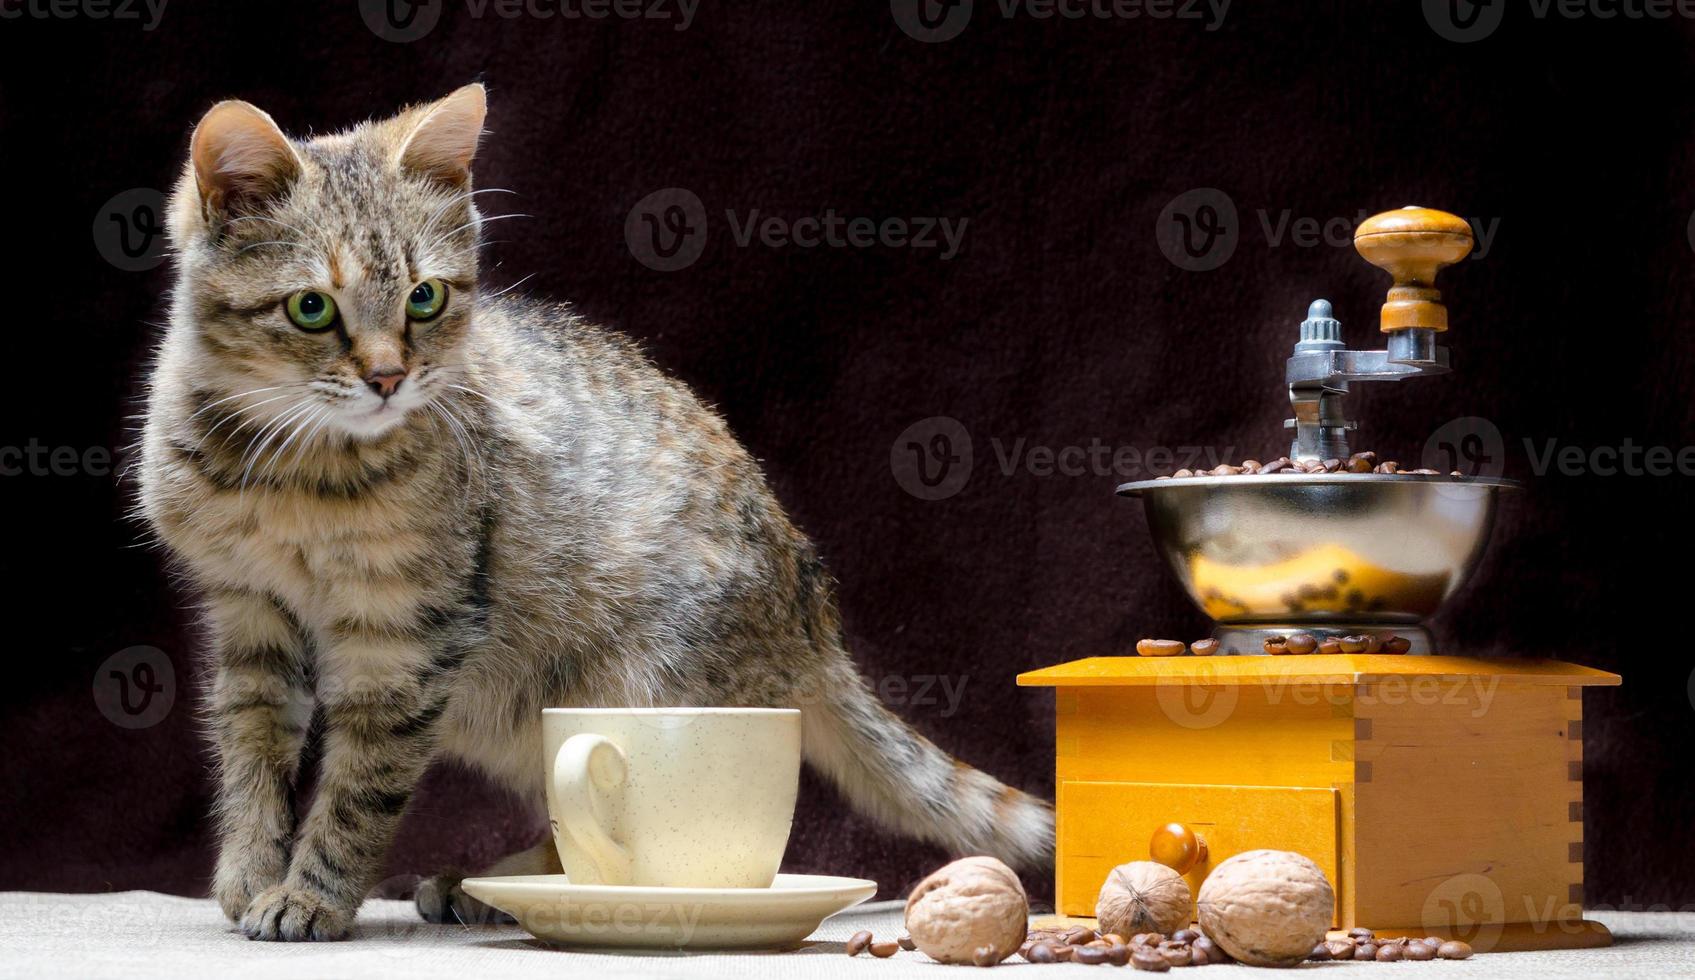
[[406, 279, 449, 321], [286, 290, 338, 332]]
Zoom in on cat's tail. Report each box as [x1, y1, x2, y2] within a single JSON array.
[[799, 658, 1054, 871]]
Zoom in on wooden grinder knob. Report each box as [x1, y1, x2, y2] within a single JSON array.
[[1353, 206, 1475, 333], [1149, 822, 1208, 875]]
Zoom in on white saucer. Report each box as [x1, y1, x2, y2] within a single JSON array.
[[459, 873, 879, 950]]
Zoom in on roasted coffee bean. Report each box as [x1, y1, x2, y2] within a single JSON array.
[[1187, 945, 1210, 966], [1346, 456, 1375, 473], [1137, 639, 1186, 657], [1362, 633, 1383, 654], [1211, 464, 1243, 476], [1130, 947, 1171, 972], [1073, 946, 1110, 965], [1351, 451, 1378, 464], [1321, 458, 1343, 473], [1066, 926, 1098, 944], [1106, 943, 1132, 966], [1353, 942, 1378, 960], [1317, 638, 1343, 655], [1173, 468, 1194, 479], [1170, 929, 1198, 944], [1190, 936, 1222, 961], [870, 940, 900, 958], [1186, 637, 1222, 656], [1263, 635, 1290, 655], [1158, 946, 1191, 968], [1375, 461, 1400, 474], [1405, 940, 1437, 960], [898, 934, 916, 951], [1381, 635, 1412, 654], [1375, 943, 1404, 962], [1101, 933, 1127, 946], [1027, 943, 1058, 964], [973, 945, 1000, 967], [1285, 632, 1318, 655], [846, 930, 873, 956], [1437, 940, 1474, 960], [1131, 933, 1163, 947], [1307, 943, 1333, 961], [1323, 938, 1356, 959], [1259, 459, 1290, 474], [1241, 459, 1262, 473], [1338, 635, 1370, 654], [1423, 936, 1443, 948], [1053, 945, 1076, 961]]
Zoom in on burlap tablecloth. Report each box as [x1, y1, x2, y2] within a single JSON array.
[[2, 891, 1690, 979]]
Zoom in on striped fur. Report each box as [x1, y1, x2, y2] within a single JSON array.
[[137, 86, 1052, 941]]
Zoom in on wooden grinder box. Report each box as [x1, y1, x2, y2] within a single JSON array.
[[1018, 654, 1620, 952]]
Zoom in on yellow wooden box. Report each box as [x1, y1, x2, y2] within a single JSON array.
[[1018, 654, 1621, 951]]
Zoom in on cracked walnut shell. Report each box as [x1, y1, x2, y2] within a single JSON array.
[[1196, 850, 1335, 967], [1095, 861, 1193, 937], [903, 856, 1028, 964]]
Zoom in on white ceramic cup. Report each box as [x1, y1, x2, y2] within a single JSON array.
[[543, 707, 801, 888]]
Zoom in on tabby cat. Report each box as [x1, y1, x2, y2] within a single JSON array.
[[136, 85, 1052, 941]]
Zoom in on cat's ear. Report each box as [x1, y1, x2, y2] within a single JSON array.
[[189, 100, 302, 216], [398, 84, 487, 187]]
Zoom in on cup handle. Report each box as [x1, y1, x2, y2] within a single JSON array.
[[552, 733, 633, 885]]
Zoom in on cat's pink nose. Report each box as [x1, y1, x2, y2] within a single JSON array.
[[365, 368, 407, 399]]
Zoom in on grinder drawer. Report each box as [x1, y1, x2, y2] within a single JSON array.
[[1057, 780, 1341, 921]]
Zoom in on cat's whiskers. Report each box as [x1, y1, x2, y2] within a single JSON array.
[[186, 382, 312, 425], [257, 403, 333, 486], [420, 211, 530, 259], [193, 391, 308, 453], [237, 396, 318, 493], [417, 187, 516, 244]]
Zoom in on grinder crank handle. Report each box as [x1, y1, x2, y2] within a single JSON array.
[[1353, 206, 1475, 333]]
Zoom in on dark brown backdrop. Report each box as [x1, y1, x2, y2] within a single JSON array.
[[2, 0, 1692, 909]]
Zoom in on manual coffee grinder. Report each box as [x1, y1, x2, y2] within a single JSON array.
[[1020, 206, 1620, 951]]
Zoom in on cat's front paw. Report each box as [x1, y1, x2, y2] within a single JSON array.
[[213, 848, 287, 923], [240, 884, 353, 941], [415, 871, 515, 926]]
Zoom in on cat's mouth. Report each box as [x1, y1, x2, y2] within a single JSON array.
[[332, 396, 415, 439]]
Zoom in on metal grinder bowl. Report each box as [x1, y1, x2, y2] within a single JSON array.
[[1117, 473, 1518, 654]]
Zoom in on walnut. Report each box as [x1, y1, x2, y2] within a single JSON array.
[[1195, 850, 1335, 967], [903, 856, 1028, 964], [1094, 861, 1192, 937]]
